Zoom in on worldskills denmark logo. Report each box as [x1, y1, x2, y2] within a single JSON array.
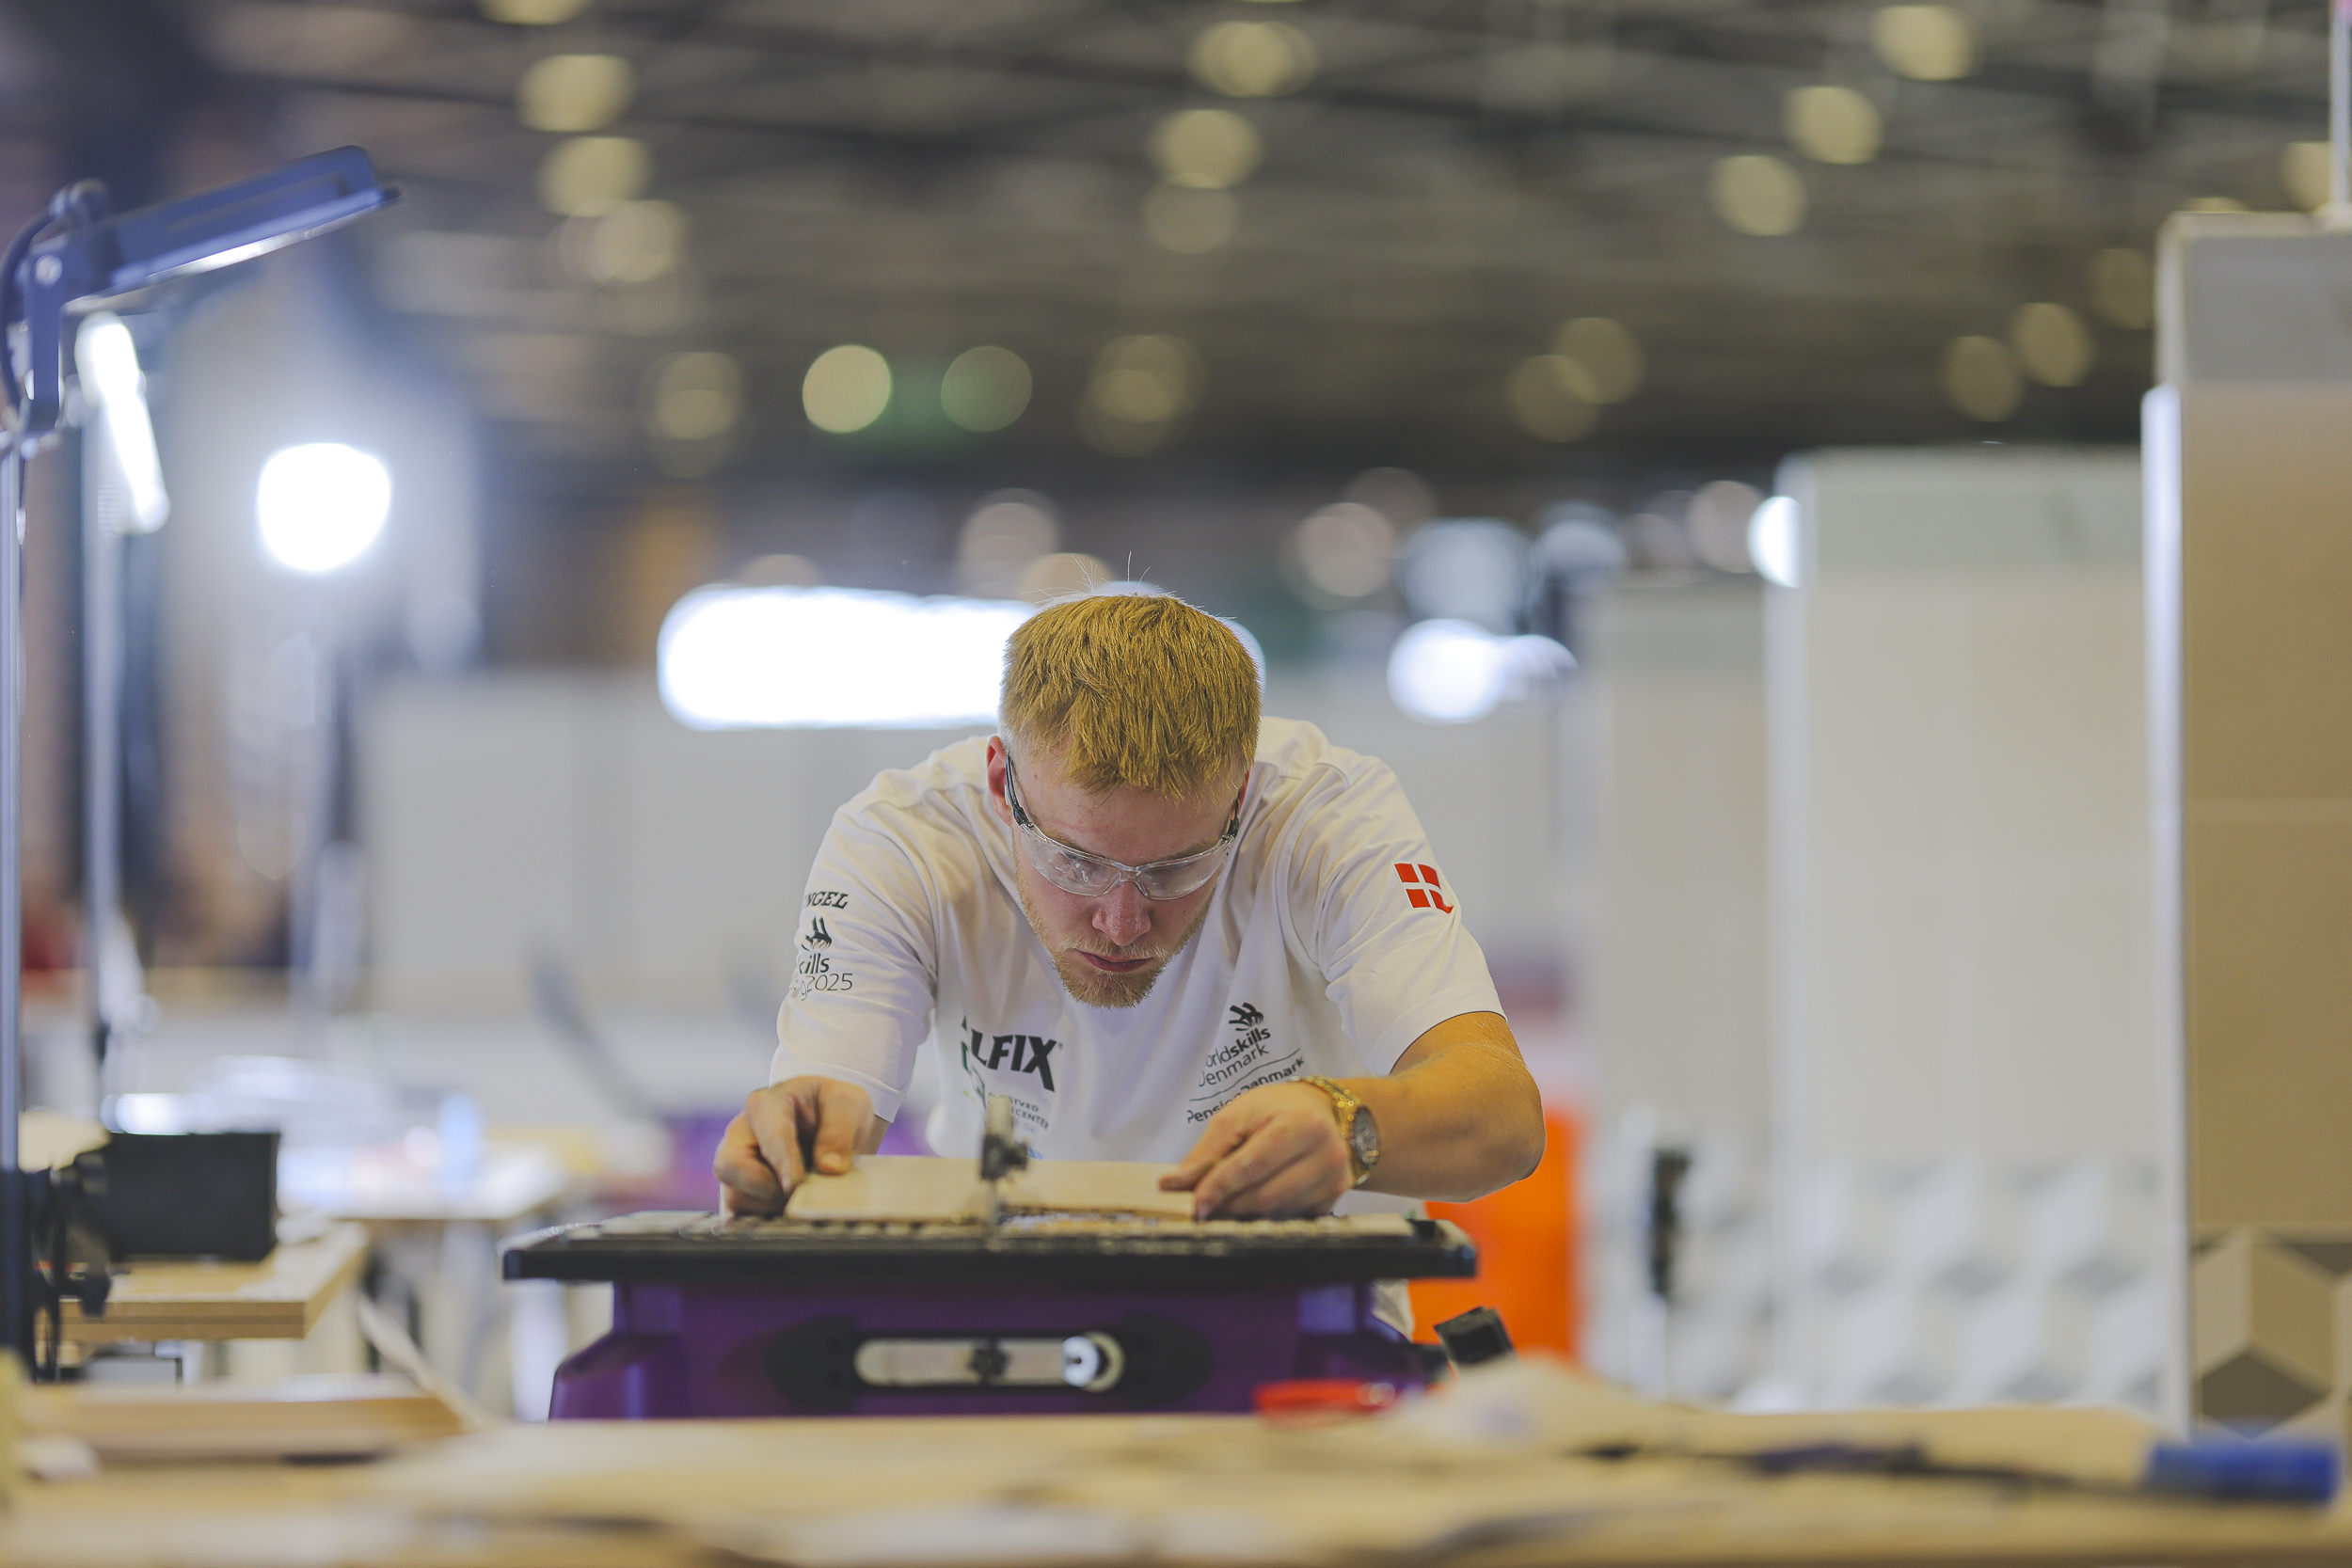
[[1394, 863, 1454, 912]]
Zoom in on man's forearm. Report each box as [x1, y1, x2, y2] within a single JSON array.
[[1346, 1011, 1547, 1202]]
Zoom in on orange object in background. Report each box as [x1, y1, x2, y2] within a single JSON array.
[[1409, 1104, 1579, 1357]]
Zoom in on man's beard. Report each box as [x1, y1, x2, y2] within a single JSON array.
[[1016, 880, 1211, 1009]]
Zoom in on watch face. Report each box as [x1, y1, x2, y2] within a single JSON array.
[[1349, 1108, 1379, 1167]]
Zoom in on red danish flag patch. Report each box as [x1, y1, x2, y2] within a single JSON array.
[[1394, 863, 1454, 913]]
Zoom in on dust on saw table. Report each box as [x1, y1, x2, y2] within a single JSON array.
[[505, 1207, 1475, 1290]]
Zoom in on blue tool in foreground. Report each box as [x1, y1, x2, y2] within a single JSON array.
[[2144, 1437, 2342, 1505], [1751, 1433, 2341, 1507]]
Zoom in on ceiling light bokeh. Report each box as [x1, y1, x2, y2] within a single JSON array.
[[538, 135, 650, 216], [1188, 21, 1318, 97], [1942, 335, 2024, 420], [482, 0, 588, 22], [2281, 141, 2330, 211], [958, 492, 1059, 595], [1083, 336, 1203, 454], [1397, 519, 1532, 632], [1508, 356, 1598, 442], [803, 345, 894, 435], [1292, 502, 1397, 600], [1709, 154, 1807, 236], [1536, 505, 1629, 588], [1555, 317, 1644, 403], [939, 346, 1032, 433], [1687, 481, 1765, 574], [1785, 85, 1883, 165], [1097, 368, 1185, 423], [644, 351, 741, 442], [1149, 109, 1264, 190], [1629, 508, 1699, 572], [517, 54, 633, 133], [1872, 5, 1978, 80], [557, 199, 683, 284], [2010, 302, 2094, 387], [941, 347, 1035, 432]]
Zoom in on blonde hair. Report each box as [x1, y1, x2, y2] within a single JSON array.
[[1001, 592, 1260, 799]]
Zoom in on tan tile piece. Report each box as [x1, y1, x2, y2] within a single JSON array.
[[2192, 1228, 2254, 1373], [2179, 386, 2352, 801], [2182, 818, 2352, 1227], [2248, 1241, 2339, 1389]]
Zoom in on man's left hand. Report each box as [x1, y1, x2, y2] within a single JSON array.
[[1160, 1082, 1348, 1219]]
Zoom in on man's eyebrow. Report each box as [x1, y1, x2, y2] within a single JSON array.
[[1032, 789, 1239, 866]]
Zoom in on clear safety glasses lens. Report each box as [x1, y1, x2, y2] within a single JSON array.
[[1005, 755, 1236, 902], [1019, 830, 1231, 901]]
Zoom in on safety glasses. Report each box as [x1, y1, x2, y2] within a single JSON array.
[[1001, 752, 1239, 901]]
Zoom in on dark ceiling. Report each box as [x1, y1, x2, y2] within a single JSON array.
[[116, 0, 2326, 469], [0, 0, 2326, 534]]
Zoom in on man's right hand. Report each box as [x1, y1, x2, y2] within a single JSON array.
[[713, 1077, 877, 1216]]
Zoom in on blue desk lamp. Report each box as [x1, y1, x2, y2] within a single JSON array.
[[0, 147, 396, 1372]]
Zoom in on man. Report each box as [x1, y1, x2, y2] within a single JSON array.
[[716, 591, 1545, 1227]]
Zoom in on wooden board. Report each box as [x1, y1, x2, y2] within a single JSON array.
[[61, 1221, 369, 1343], [785, 1155, 1194, 1223], [1004, 1160, 1196, 1219], [22, 1374, 466, 1461]]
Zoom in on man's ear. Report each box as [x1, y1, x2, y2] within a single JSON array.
[[984, 736, 1013, 824]]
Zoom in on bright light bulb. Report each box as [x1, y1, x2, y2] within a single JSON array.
[[257, 443, 391, 574], [75, 313, 168, 532], [1748, 495, 1801, 588]]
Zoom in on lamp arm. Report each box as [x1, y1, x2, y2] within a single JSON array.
[[0, 182, 112, 432]]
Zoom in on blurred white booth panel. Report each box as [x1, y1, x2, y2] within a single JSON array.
[[360, 673, 943, 1011], [358, 673, 1568, 1014], [1768, 448, 2169, 1416], [1583, 580, 1774, 1402]]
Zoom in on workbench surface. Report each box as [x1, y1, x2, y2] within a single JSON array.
[[5, 1411, 2351, 1568]]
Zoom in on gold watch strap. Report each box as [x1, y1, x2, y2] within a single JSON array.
[[1302, 1075, 1373, 1186]]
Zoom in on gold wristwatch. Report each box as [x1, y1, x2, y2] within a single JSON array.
[[1302, 1075, 1379, 1188]]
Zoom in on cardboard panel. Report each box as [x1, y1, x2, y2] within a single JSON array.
[[2182, 817, 2352, 1227]]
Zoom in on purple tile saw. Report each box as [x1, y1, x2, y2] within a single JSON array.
[[502, 1098, 1476, 1418]]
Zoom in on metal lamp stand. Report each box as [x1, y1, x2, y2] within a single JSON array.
[[0, 436, 27, 1358]]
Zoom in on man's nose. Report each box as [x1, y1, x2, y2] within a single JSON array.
[[1093, 881, 1152, 947]]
